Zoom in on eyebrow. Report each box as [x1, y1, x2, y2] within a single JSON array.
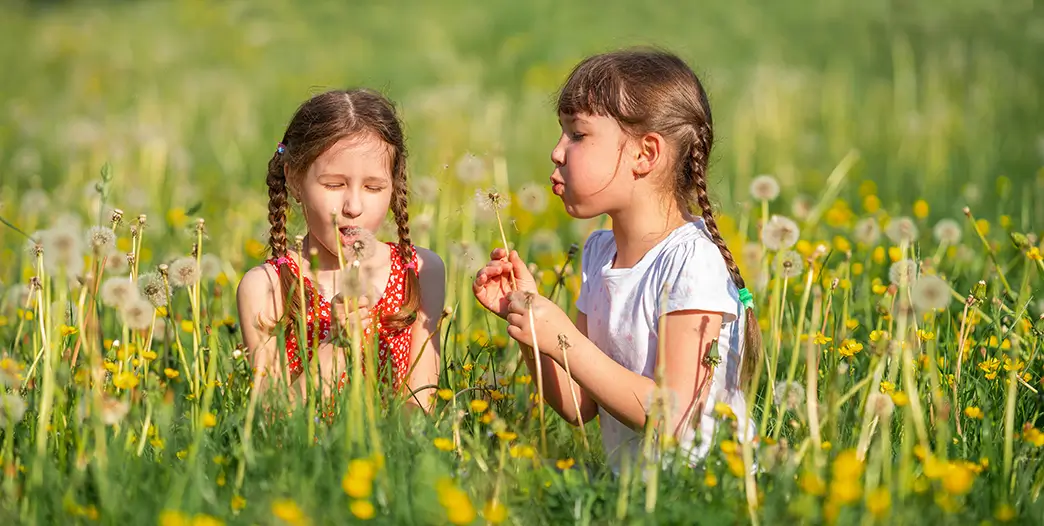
[[316, 173, 390, 183]]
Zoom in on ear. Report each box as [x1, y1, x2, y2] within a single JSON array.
[[633, 132, 666, 178]]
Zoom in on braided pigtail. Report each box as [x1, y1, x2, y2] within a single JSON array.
[[267, 144, 306, 345], [383, 150, 420, 332]]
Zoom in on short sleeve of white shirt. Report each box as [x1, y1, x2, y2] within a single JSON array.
[[655, 237, 739, 323], [575, 230, 611, 315]]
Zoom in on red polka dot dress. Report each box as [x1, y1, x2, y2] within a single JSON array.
[[265, 242, 417, 392]]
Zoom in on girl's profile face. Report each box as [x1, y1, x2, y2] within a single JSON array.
[[549, 112, 636, 219], [292, 135, 394, 257]]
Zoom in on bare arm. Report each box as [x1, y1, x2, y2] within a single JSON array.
[[517, 312, 599, 426], [236, 265, 302, 403], [402, 247, 446, 413]]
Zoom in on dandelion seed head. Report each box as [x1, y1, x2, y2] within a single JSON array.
[[121, 296, 155, 331], [0, 394, 27, 428], [517, 183, 548, 213], [760, 215, 800, 251], [912, 274, 952, 312], [775, 250, 805, 279], [138, 272, 168, 308], [454, 153, 486, 183], [889, 259, 919, 286], [867, 392, 894, 419], [853, 218, 881, 246], [932, 219, 962, 245], [741, 243, 762, 266], [100, 395, 130, 425], [338, 267, 372, 302], [885, 217, 919, 245], [643, 386, 679, 417], [475, 188, 509, 212], [413, 212, 434, 233], [413, 176, 439, 203], [773, 381, 805, 413], [100, 277, 140, 309], [86, 226, 117, 256], [750, 175, 781, 202], [342, 227, 378, 262], [200, 254, 223, 280], [40, 226, 85, 278], [168, 257, 201, 288]]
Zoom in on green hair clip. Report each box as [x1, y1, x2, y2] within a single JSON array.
[[738, 287, 754, 309]]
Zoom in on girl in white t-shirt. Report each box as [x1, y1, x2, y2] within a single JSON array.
[[473, 48, 762, 470]]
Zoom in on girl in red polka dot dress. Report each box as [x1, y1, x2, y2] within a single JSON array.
[[237, 89, 445, 414]]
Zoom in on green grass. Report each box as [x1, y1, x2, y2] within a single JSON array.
[[1, 0, 1044, 524]]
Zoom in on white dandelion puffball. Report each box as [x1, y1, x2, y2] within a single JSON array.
[[105, 252, 129, 275], [474, 188, 510, 212], [40, 226, 85, 277], [338, 266, 373, 302], [750, 175, 781, 202], [760, 215, 801, 251], [168, 257, 201, 288], [866, 392, 894, 419], [86, 226, 117, 256], [121, 296, 155, 331], [412, 176, 440, 203], [889, 259, 919, 286], [741, 242, 762, 266], [932, 219, 962, 245], [517, 183, 549, 213], [791, 194, 813, 221], [200, 254, 223, 280], [773, 381, 805, 413], [412, 212, 434, 234], [343, 227, 379, 262], [912, 274, 952, 312], [0, 394, 27, 429], [853, 217, 881, 246], [100, 277, 141, 309], [454, 153, 486, 184], [775, 250, 805, 279], [138, 271, 168, 308], [885, 216, 919, 245]]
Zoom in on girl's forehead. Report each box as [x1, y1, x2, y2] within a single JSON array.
[[309, 136, 394, 177]]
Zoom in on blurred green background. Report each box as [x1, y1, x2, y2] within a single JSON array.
[[1, 0, 1042, 273]]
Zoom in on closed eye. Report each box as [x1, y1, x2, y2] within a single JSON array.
[[365, 185, 387, 192], [323, 183, 344, 189]]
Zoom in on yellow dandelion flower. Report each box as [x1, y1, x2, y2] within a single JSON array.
[[271, 498, 309, 526], [845, 319, 858, 330], [495, 431, 517, 442], [720, 440, 739, 455], [879, 381, 895, 394], [890, 392, 909, 407], [887, 246, 902, 262], [866, 487, 890, 518], [704, 470, 718, 487], [871, 283, 888, 295], [202, 413, 217, 428], [231, 496, 246, 512], [342, 473, 372, 499], [975, 218, 990, 236], [964, 406, 984, 420], [1023, 427, 1044, 447], [349, 500, 375, 520], [813, 333, 832, 345], [515, 375, 532, 385], [433, 438, 454, 451], [833, 236, 851, 253], [482, 500, 508, 524], [713, 402, 736, 420], [556, 458, 575, 470], [509, 445, 536, 459], [994, 503, 1017, 522], [159, 510, 189, 526], [798, 471, 826, 496], [831, 450, 864, 481], [941, 462, 975, 495], [469, 399, 489, 413], [917, 329, 935, 341], [821, 441, 832, 451], [913, 200, 929, 219], [112, 371, 139, 390], [863, 195, 881, 213], [60, 325, 78, 337], [725, 454, 746, 477], [164, 368, 180, 379], [437, 388, 453, 401]]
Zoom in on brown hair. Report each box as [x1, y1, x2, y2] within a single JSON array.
[[557, 48, 762, 388], [266, 89, 420, 342]]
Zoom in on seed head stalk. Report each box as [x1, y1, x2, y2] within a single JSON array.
[[773, 259, 816, 441]]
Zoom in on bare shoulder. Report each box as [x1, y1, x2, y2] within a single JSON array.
[[413, 246, 445, 278], [236, 263, 282, 325]]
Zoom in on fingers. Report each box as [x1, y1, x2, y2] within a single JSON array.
[[506, 312, 524, 327], [489, 248, 508, 261]]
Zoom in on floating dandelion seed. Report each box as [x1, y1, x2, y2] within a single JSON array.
[[455, 153, 486, 183], [0, 394, 27, 428], [413, 176, 440, 202], [889, 259, 919, 286], [853, 218, 881, 245], [138, 272, 168, 308], [760, 215, 800, 251], [750, 175, 781, 202], [475, 188, 510, 211], [100, 277, 140, 309], [517, 183, 548, 213], [86, 226, 116, 256], [866, 392, 894, 419], [168, 257, 201, 288], [912, 274, 952, 312], [885, 217, 918, 245], [773, 381, 805, 413], [121, 297, 155, 330], [774, 250, 805, 279], [932, 219, 962, 245], [200, 254, 223, 280]]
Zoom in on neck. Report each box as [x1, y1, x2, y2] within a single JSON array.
[[608, 190, 692, 268], [301, 232, 343, 272]]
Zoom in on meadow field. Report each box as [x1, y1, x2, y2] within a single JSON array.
[[1, 0, 1044, 523]]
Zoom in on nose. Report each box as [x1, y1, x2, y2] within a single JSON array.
[[550, 134, 566, 167], [341, 189, 363, 219]]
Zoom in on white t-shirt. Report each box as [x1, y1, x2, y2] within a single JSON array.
[[575, 220, 755, 471]]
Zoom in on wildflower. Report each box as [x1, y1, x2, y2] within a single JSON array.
[[271, 498, 309, 526], [713, 402, 736, 420], [495, 431, 517, 441], [349, 500, 375, 520], [164, 368, 180, 379], [866, 487, 891, 518], [158, 510, 189, 526], [475, 188, 510, 211], [168, 257, 201, 288], [1024, 428, 1044, 447], [917, 329, 935, 341], [749, 174, 781, 201], [100, 277, 139, 309], [231, 496, 246, 512], [121, 297, 154, 331], [437, 388, 453, 401], [798, 471, 826, 496], [138, 271, 168, 308], [1028, 247, 1043, 261], [888, 259, 918, 286], [912, 274, 952, 312], [838, 339, 863, 357], [878, 381, 894, 394], [760, 215, 800, 251], [86, 226, 117, 256], [890, 392, 909, 407], [112, 371, 139, 390], [861, 393, 892, 421], [933, 219, 962, 245], [725, 453, 746, 477], [964, 406, 984, 420], [469, 399, 489, 413], [436, 477, 477, 525], [556, 458, 575, 470], [885, 216, 918, 245], [482, 500, 508, 524], [853, 217, 881, 245], [342, 473, 372, 499], [517, 183, 549, 213], [704, 470, 718, 487], [941, 462, 975, 495], [813, 333, 832, 345], [202, 412, 217, 427], [40, 226, 86, 277], [509, 445, 536, 458], [862, 194, 881, 213], [342, 226, 378, 262], [454, 153, 486, 183], [339, 266, 371, 302], [995, 503, 1017, 522], [433, 437, 454, 451], [0, 394, 27, 428]]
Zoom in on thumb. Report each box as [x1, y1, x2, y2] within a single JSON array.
[[509, 250, 538, 291]]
